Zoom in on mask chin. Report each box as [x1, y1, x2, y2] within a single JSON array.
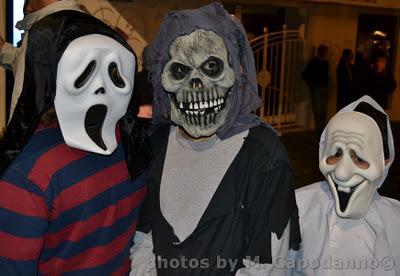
[[326, 174, 376, 219]]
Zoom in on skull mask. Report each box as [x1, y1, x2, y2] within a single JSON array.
[[55, 34, 135, 155], [161, 29, 235, 138], [319, 111, 386, 219]]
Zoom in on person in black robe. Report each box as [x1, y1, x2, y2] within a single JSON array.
[[129, 3, 301, 276], [302, 44, 329, 135], [336, 49, 355, 110], [364, 55, 397, 109]]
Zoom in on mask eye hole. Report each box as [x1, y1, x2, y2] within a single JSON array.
[[350, 150, 370, 169], [326, 148, 342, 165], [200, 56, 224, 78], [109, 62, 126, 88], [75, 60, 96, 89], [170, 62, 191, 80]]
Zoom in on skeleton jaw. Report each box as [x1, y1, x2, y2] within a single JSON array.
[[169, 87, 231, 138]]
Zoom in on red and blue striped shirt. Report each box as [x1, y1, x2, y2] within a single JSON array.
[[0, 125, 147, 275]]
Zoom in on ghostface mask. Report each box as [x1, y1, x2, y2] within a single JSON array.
[[55, 34, 136, 155], [161, 29, 235, 138], [319, 111, 386, 219]]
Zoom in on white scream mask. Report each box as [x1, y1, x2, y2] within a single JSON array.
[[55, 34, 136, 155], [319, 112, 386, 219]]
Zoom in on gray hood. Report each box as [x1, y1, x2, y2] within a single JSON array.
[[144, 2, 263, 139]]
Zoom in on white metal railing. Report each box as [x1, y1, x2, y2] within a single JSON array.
[[250, 24, 304, 128]]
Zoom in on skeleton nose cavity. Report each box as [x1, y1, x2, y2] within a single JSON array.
[[94, 87, 106, 95], [190, 78, 203, 91]]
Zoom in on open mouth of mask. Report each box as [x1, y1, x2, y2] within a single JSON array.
[[171, 88, 230, 128], [328, 175, 366, 212]]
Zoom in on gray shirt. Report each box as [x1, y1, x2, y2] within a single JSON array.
[[160, 126, 248, 242]]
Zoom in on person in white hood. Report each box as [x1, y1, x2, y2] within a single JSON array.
[[288, 95, 400, 276]]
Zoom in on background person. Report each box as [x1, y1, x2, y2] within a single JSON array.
[[336, 48, 355, 110], [302, 44, 329, 135], [0, 0, 82, 120], [365, 54, 397, 109]]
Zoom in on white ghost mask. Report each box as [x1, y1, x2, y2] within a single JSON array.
[[55, 34, 136, 155], [319, 111, 387, 219]]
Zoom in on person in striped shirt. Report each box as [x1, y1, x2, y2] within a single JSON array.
[[0, 11, 150, 275]]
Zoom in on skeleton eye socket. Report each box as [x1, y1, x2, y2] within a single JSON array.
[[75, 60, 96, 89], [109, 62, 126, 88], [170, 62, 191, 80], [201, 56, 223, 78]]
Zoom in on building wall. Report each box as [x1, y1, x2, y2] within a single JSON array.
[[111, 0, 213, 43], [0, 1, 5, 136], [112, 0, 400, 122], [304, 2, 400, 120]]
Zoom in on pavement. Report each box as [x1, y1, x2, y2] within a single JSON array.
[[280, 122, 400, 201]]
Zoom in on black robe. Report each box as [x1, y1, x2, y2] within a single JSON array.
[[138, 124, 301, 276]]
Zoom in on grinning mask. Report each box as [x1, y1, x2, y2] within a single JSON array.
[[161, 29, 235, 138], [55, 34, 136, 155], [319, 111, 386, 219]]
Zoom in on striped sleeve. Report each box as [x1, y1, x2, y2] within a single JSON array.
[[0, 166, 49, 274]]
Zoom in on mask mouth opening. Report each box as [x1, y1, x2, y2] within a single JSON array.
[[85, 104, 108, 151], [329, 174, 365, 213], [173, 92, 228, 115], [335, 184, 357, 212], [170, 90, 231, 127]]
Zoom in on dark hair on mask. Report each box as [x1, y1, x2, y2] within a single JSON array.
[[354, 102, 390, 160]]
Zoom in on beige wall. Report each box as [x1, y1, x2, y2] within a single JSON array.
[[111, 0, 213, 43], [0, 1, 5, 136]]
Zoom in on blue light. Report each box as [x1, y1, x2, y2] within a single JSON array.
[[13, 0, 25, 46]]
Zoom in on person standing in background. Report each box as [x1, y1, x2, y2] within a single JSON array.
[[365, 55, 397, 109], [336, 48, 355, 110], [353, 52, 369, 99], [0, 0, 82, 120], [302, 44, 329, 135]]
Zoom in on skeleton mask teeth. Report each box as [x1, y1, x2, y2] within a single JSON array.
[[174, 94, 226, 116], [171, 89, 230, 129]]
